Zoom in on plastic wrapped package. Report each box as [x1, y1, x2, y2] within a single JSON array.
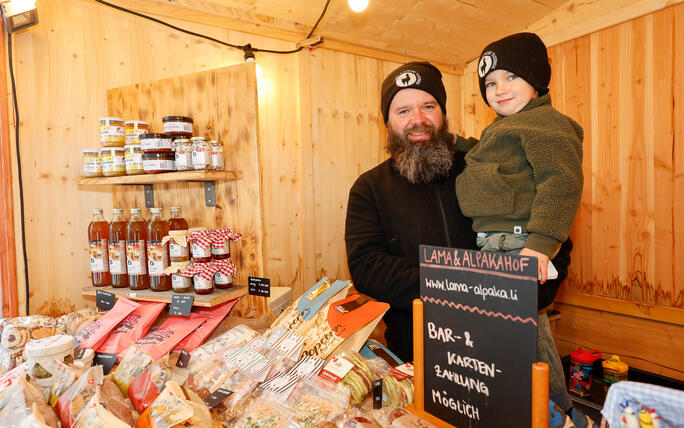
[[338, 353, 376, 406], [184, 324, 257, 377], [112, 345, 154, 396], [0, 315, 64, 374], [206, 369, 260, 425], [326, 408, 381, 428], [379, 375, 414, 409], [72, 388, 130, 428], [370, 407, 437, 428], [134, 381, 211, 428], [185, 360, 236, 399], [55, 365, 104, 427], [97, 301, 166, 360], [289, 379, 350, 428], [57, 308, 102, 336], [46, 359, 78, 406], [233, 397, 299, 428], [100, 377, 136, 426], [128, 354, 186, 414], [0, 375, 59, 428]]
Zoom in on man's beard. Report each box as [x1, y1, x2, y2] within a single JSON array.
[[387, 119, 456, 184]]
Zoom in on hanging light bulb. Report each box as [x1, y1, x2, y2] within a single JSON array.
[[348, 0, 368, 13]]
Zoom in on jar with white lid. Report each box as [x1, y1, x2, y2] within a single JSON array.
[[124, 145, 144, 175], [24, 335, 75, 393], [140, 133, 173, 153], [100, 147, 126, 177], [99, 117, 125, 147], [191, 137, 210, 170], [174, 138, 193, 171], [124, 120, 149, 145], [82, 150, 102, 177], [210, 140, 224, 170]]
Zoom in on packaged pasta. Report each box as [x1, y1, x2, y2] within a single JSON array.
[[207, 370, 260, 425]]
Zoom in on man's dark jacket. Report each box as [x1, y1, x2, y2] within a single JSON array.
[[344, 152, 572, 362]]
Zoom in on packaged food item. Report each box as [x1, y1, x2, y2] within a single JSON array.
[[162, 116, 193, 137], [300, 294, 390, 359], [185, 324, 257, 376], [371, 407, 437, 428], [82, 150, 102, 178], [55, 365, 104, 428], [165, 262, 192, 293], [260, 355, 325, 400], [46, 361, 78, 406], [210, 227, 242, 260], [210, 140, 224, 170], [143, 151, 175, 173], [58, 308, 102, 336], [127, 208, 149, 290], [0, 316, 64, 374], [327, 408, 381, 428], [179, 262, 219, 295], [112, 346, 153, 396], [324, 352, 375, 406], [187, 227, 212, 262], [99, 117, 125, 147], [208, 370, 260, 425], [290, 379, 349, 428], [360, 340, 404, 366], [191, 137, 210, 170], [140, 133, 173, 153], [270, 277, 352, 335], [0, 375, 59, 428], [109, 208, 129, 288], [234, 397, 299, 428], [88, 208, 111, 287], [73, 348, 95, 373], [72, 391, 130, 428], [135, 381, 211, 428], [137, 314, 209, 362], [124, 120, 149, 145], [127, 354, 185, 414], [100, 147, 126, 177], [100, 377, 136, 426], [96, 301, 166, 360], [74, 297, 140, 350], [0, 364, 29, 393], [148, 208, 171, 291], [173, 299, 238, 353], [163, 230, 189, 263], [379, 374, 414, 408], [213, 259, 237, 289], [24, 335, 74, 396], [124, 144, 144, 175], [173, 138, 193, 171]]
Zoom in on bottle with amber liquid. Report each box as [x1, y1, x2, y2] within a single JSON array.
[[126, 208, 149, 290], [88, 208, 111, 286], [148, 208, 171, 291], [108, 208, 128, 288], [168, 206, 189, 263]]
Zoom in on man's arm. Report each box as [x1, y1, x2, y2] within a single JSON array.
[[345, 176, 418, 313]]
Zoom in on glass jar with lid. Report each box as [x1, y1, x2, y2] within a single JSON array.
[[191, 137, 211, 170], [140, 133, 173, 153], [210, 140, 224, 170], [99, 117, 125, 147], [174, 138, 193, 171], [162, 116, 193, 137], [143, 151, 175, 174], [100, 147, 126, 177], [124, 120, 149, 145], [124, 145, 144, 175], [82, 150, 102, 178]]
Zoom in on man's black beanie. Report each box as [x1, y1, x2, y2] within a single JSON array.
[[477, 32, 551, 106], [381, 61, 446, 123]]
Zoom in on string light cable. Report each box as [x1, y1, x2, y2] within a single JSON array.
[[93, 0, 330, 56]]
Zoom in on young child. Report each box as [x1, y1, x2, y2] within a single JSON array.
[[455, 33, 592, 428]]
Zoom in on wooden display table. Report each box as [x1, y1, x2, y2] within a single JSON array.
[[82, 285, 248, 308]]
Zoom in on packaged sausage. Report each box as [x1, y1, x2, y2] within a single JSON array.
[[75, 297, 140, 350], [97, 301, 166, 359]]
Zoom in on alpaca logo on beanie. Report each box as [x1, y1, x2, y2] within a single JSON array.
[[478, 51, 497, 78], [395, 71, 421, 88]]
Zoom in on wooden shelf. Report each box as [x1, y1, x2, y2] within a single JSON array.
[[82, 284, 248, 307], [77, 170, 242, 185]]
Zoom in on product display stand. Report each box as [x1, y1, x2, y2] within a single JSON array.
[[81, 285, 248, 308], [408, 299, 550, 428]]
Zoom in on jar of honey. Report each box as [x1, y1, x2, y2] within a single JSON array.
[[143, 151, 175, 174], [126, 208, 149, 290], [88, 209, 111, 287], [163, 116, 193, 137], [148, 208, 171, 292], [99, 117, 125, 147], [100, 147, 126, 177], [124, 120, 149, 145], [140, 133, 173, 153], [109, 208, 128, 288], [173, 138, 193, 171], [191, 137, 211, 170], [210, 140, 224, 170], [124, 145, 144, 175], [82, 150, 102, 178]]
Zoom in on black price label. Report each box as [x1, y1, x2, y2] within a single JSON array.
[[176, 349, 191, 368], [93, 352, 118, 375], [170, 294, 194, 316], [74, 348, 86, 360], [96, 290, 116, 310], [203, 388, 233, 409], [248, 276, 270, 297], [373, 379, 383, 410]]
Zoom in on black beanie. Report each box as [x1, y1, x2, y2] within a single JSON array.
[[381, 61, 446, 123], [477, 32, 551, 106]]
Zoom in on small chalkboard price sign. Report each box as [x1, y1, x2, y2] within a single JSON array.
[[418, 245, 538, 428]]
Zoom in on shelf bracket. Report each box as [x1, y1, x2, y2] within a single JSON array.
[[144, 184, 154, 208], [204, 181, 216, 206]]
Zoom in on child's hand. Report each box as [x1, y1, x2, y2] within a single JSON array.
[[518, 248, 550, 284]]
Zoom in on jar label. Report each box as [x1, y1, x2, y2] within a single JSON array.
[[125, 153, 144, 173], [143, 159, 175, 172], [126, 129, 147, 145], [192, 149, 210, 169], [83, 159, 102, 175], [172, 274, 191, 289], [164, 122, 193, 134], [170, 242, 189, 258], [147, 241, 169, 275], [211, 150, 224, 170], [126, 240, 147, 274], [191, 242, 211, 259], [141, 137, 173, 151], [211, 244, 229, 256], [215, 271, 232, 285], [175, 150, 193, 170], [108, 241, 127, 274], [194, 275, 213, 290], [89, 239, 109, 272], [100, 124, 125, 137], [102, 154, 125, 173]]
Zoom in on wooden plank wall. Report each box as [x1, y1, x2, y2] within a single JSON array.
[[9, 0, 464, 314], [462, 4, 684, 379]]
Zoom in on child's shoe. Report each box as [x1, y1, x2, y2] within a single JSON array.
[[549, 400, 575, 428]]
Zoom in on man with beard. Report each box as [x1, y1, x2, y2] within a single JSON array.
[[344, 62, 572, 361]]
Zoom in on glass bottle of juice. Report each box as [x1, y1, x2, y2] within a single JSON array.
[[168, 206, 189, 263], [109, 208, 128, 288], [148, 208, 171, 291], [88, 208, 111, 286], [126, 208, 149, 290]]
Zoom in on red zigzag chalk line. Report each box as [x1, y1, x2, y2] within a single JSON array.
[[421, 296, 537, 326]]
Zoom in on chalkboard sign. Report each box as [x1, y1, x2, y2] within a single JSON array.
[[248, 276, 270, 297], [169, 294, 194, 316], [419, 245, 538, 427]]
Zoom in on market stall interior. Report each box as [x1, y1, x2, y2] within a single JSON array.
[[1, 0, 683, 427]]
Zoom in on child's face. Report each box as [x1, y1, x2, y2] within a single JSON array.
[[484, 69, 538, 116]]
